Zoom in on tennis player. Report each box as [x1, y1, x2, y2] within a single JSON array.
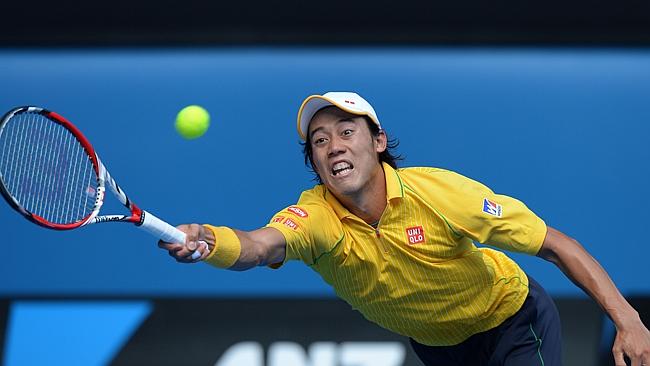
[[160, 92, 650, 365]]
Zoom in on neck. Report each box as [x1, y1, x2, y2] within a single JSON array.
[[336, 166, 387, 225]]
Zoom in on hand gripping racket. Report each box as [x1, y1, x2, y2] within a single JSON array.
[[0, 106, 202, 260]]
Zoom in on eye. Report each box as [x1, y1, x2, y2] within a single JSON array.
[[313, 137, 327, 146], [342, 129, 354, 136]]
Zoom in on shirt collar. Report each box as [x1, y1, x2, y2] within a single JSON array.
[[383, 162, 405, 201], [324, 162, 404, 220]]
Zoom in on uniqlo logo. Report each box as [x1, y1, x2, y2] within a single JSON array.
[[406, 226, 425, 245]]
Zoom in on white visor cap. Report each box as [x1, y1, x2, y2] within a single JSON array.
[[297, 92, 381, 140]]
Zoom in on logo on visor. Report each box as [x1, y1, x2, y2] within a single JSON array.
[[482, 198, 503, 217]]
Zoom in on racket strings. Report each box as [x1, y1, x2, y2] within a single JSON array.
[[0, 112, 98, 224]]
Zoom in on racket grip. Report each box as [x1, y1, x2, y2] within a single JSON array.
[[139, 210, 187, 244]]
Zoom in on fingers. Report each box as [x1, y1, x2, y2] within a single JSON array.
[[632, 354, 649, 366], [171, 240, 210, 263], [159, 223, 211, 264], [198, 240, 212, 260], [614, 347, 647, 366], [612, 319, 650, 366], [190, 241, 211, 260], [184, 223, 203, 249], [158, 239, 179, 251], [157, 223, 192, 248], [179, 240, 210, 260], [613, 341, 626, 366]]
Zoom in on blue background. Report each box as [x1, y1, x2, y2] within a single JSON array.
[[1, 47, 649, 297]]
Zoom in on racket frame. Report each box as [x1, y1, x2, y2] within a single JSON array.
[[0, 106, 186, 246]]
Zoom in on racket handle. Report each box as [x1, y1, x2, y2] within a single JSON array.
[[140, 210, 187, 244]]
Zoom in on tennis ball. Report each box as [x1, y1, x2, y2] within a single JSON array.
[[175, 105, 210, 139]]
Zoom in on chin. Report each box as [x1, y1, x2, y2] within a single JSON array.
[[328, 181, 361, 197]]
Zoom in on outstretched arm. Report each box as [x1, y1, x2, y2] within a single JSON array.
[[158, 224, 286, 270], [537, 226, 650, 366]]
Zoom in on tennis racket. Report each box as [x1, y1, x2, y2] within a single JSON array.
[[0, 106, 203, 260]]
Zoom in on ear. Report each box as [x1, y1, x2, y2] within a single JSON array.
[[374, 130, 388, 153]]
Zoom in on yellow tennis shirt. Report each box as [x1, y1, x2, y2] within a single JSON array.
[[266, 163, 547, 346]]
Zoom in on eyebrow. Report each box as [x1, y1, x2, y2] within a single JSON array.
[[309, 118, 357, 140]]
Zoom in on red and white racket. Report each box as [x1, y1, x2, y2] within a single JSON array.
[[0, 106, 203, 260]]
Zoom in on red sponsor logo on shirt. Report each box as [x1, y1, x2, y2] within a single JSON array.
[[283, 218, 299, 230], [406, 226, 425, 245], [272, 216, 285, 223], [287, 206, 308, 218]]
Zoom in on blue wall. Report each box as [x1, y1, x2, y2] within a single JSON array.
[[1, 48, 649, 297]]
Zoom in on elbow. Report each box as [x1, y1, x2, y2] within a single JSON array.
[[536, 226, 583, 266], [536, 245, 560, 264], [536, 226, 563, 264]]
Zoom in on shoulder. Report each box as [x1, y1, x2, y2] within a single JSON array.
[[281, 184, 338, 222], [397, 166, 478, 189], [297, 184, 328, 205], [395, 166, 495, 209]]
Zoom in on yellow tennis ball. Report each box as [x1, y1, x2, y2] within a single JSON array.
[[175, 105, 210, 139]]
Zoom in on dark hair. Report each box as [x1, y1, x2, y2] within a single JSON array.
[[301, 116, 403, 184]]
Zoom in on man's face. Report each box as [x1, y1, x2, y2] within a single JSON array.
[[308, 106, 387, 198]]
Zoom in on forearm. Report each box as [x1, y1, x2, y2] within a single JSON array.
[[537, 227, 639, 327], [229, 229, 273, 271], [203, 225, 286, 271]]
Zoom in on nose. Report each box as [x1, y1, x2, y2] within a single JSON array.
[[327, 135, 346, 157]]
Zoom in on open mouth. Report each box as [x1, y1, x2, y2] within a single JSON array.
[[331, 161, 354, 176]]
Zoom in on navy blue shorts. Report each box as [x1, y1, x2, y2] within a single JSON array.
[[410, 276, 562, 366]]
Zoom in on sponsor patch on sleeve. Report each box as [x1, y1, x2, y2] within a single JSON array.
[[271, 215, 285, 224], [286, 206, 308, 218], [283, 217, 299, 230], [482, 198, 503, 217]]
